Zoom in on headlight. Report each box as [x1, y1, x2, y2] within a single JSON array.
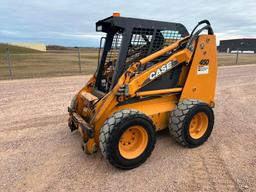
[[96, 25, 102, 32]]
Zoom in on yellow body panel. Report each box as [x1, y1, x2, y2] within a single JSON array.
[[91, 95, 178, 144], [114, 95, 178, 131], [181, 35, 217, 106], [136, 88, 182, 97]]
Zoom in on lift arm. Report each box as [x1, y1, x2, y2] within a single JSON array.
[[121, 42, 192, 97]]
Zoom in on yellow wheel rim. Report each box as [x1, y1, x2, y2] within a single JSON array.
[[189, 112, 208, 139], [118, 125, 148, 159]]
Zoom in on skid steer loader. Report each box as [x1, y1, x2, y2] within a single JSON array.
[[68, 13, 217, 169]]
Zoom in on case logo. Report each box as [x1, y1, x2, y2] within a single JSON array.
[[149, 61, 177, 80]]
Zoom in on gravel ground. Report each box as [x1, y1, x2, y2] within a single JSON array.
[[0, 64, 256, 192]]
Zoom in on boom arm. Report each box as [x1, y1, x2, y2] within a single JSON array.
[[121, 37, 192, 96]]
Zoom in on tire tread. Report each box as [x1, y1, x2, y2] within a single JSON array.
[[99, 109, 156, 169]]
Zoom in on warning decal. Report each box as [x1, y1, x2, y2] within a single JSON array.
[[197, 66, 209, 75]]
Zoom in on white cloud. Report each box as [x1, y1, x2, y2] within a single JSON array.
[[0, 30, 18, 35], [0, 0, 255, 46], [46, 32, 104, 39]]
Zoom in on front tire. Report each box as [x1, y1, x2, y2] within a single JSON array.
[[169, 99, 214, 147], [99, 109, 156, 170]]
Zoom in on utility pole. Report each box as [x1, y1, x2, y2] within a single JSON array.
[[77, 47, 81, 73], [235, 48, 239, 65], [6, 48, 13, 79], [236, 42, 244, 65]]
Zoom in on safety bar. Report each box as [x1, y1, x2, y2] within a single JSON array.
[[139, 36, 189, 65], [136, 88, 183, 97]]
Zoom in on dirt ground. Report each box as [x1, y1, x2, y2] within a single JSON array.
[[0, 64, 256, 192]]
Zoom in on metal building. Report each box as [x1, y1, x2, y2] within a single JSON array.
[[218, 38, 256, 53]]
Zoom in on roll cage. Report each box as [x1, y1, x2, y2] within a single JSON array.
[[94, 16, 189, 95]]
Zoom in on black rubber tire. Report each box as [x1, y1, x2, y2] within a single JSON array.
[[169, 99, 214, 148], [99, 109, 156, 170], [68, 116, 77, 132], [68, 94, 78, 132]]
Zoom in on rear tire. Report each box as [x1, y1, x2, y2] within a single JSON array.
[[99, 109, 156, 170], [169, 99, 214, 147]]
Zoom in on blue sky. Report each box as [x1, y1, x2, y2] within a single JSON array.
[[0, 0, 255, 47]]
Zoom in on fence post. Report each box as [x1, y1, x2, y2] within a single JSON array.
[[6, 48, 13, 79], [77, 47, 81, 73], [235, 48, 239, 65]]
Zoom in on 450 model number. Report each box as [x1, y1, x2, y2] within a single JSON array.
[[200, 59, 209, 65]]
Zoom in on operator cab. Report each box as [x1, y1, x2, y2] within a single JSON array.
[[93, 13, 189, 97]]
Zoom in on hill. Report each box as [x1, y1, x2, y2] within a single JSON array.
[[0, 43, 42, 54]]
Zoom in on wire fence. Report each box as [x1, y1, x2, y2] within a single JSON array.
[[0, 48, 256, 80], [0, 48, 98, 80], [218, 52, 256, 66]]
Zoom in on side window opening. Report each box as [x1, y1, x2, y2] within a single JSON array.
[[125, 28, 154, 68], [124, 28, 183, 72], [100, 32, 123, 92], [143, 30, 183, 70]]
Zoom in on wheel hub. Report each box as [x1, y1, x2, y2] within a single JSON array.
[[118, 125, 148, 159], [189, 112, 208, 139]]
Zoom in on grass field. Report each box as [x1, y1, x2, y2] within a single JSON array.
[[218, 52, 256, 66], [0, 45, 255, 80], [0, 48, 98, 80], [0, 43, 41, 54]]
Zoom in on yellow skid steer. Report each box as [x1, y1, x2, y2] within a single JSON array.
[[68, 13, 217, 169]]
